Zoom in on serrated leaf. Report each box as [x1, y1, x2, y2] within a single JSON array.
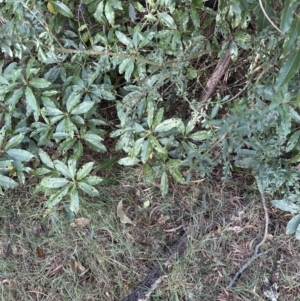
[[70, 101, 94, 115], [160, 171, 168, 197], [118, 157, 140, 166], [51, 1, 74, 18], [46, 185, 70, 208], [76, 162, 94, 180], [69, 188, 79, 213], [155, 118, 182, 132], [117, 200, 135, 225], [276, 50, 300, 88], [41, 177, 70, 188], [105, 0, 115, 27], [25, 87, 40, 121], [6, 149, 34, 162], [97, 157, 118, 169], [272, 199, 300, 214], [54, 160, 73, 179], [4, 133, 24, 151], [29, 78, 51, 89], [78, 182, 100, 196], [286, 214, 300, 235], [0, 174, 18, 189]]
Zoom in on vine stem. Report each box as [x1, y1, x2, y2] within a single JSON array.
[[227, 191, 269, 288]]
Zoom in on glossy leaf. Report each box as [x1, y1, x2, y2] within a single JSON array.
[[272, 199, 300, 214], [160, 171, 168, 197], [76, 162, 94, 180], [29, 78, 51, 89], [69, 188, 79, 213], [0, 174, 18, 189], [4, 133, 24, 151], [41, 177, 70, 188], [6, 149, 34, 162], [51, 1, 74, 18], [25, 87, 40, 121], [54, 160, 73, 179], [46, 185, 70, 208], [276, 51, 300, 88], [155, 118, 182, 132], [286, 214, 300, 235], [70, 101, 94, 115], [78, 182, 100, 196], [118, 157, 140, 166], [280, 0, 298, 34], [97, 157, 118, 169]]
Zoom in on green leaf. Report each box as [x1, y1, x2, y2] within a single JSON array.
[[283, 19, 300, 56], [6, 149, 34, 162], [0, 126, 6, 149], [78, 182, 100, 196], [69, 188, 79, 213], [29, 78, 51, 89], [51, 1, 74, 18], [155, 118, 182, 132], [272, 199, 300, 214], [280, 0, 298, 34], [168, 167, 185, 184], [76, 162, 94, 180], [66, 91, 82, 113], [141, 139, 153, 163], [189, 130, 212, 141], [115, 30, 131, 46], [143, 163, 154, 183], [118, 157, 140, 166], [190, 7, 200, 28], [25, 87, 40, 121], [160, 171, 168, 197], [276, 50, 300, 88], [70, 101, 94, 115], [41, 177, 70, 188], [4, 133, 24, 151], [119, 58, 134, 81], [46, 185, 70, 208], [105, 0, 115, 27], [45, 107, 64, 116], [0, 174, 18, 189], [68, 158, 77, 178], [149, 135, 166, 154], [286, 130, 300, 152], [54, 160, 73, 179], [97, 157, 118, 169], [153, 108, 164, 129], [57, 138, 76, 154], [93, 1, 105, 23], [82, 175, 103, 185], [82, 133, 107, 152], [286, 214, 300, 235], [147, 99, 155, 128], [158, 12, 177, 29]]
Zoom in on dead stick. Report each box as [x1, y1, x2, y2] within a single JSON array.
[[199, 47, 232, 102], [120, 232, 188, 301]]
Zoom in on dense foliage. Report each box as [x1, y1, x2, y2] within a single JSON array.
[[0, 0, 300, 237]]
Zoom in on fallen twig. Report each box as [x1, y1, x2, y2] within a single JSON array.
[[227, 192, 269, 288]]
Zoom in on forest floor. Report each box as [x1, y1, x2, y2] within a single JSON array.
[[0, 164, 300, 301]]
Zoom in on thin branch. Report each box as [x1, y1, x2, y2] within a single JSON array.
[[227, 192, 269, 288], [258, 0, 282, 34]]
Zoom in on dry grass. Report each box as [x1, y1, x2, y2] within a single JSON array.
[[0, 165, 300, 301]]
